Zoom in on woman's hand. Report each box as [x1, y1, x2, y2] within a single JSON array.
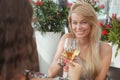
[[68, 61, 82, 80], [57, 55, 68, 68]]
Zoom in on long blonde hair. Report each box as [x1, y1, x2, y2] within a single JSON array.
[[68, 2, 101, 79]]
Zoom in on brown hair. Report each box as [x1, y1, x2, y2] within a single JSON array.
[[0, 0, 39, 80]]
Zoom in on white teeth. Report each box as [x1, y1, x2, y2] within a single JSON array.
[[77, 30, 84, 32], [78, 31, 84, 33]]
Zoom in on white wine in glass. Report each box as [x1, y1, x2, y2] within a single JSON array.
[[63, 38, 80, 79], [64, 38, 80, 61]]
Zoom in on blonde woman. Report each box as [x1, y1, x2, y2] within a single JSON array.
[[48, 2, 112, 80]]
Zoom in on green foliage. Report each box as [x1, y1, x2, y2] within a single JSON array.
[[108, 19, 120, 57], [99, 16, 120, 57], [32, 0, 68, 33]]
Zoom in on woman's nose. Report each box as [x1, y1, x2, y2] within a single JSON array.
[[76, 24, 82, 29]]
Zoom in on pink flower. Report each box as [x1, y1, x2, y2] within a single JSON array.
[[35, 1, 43, 6], [94, 0, 99, 2], [112, 14, 117, 19], [99, 4, 105, 9], [66, 2, 72, 7]]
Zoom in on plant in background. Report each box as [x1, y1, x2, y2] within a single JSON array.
[[100, 14, 120, 57], [108, 16, 120, 57], [32, 0, 69, 34], [99, 21, 111, 42]]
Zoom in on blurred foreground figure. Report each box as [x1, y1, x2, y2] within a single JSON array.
[[0, 0, 39, 80]]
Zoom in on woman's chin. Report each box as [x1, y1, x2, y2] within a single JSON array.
[[75, 33, 88, 38], [75, 35, 85, 38]]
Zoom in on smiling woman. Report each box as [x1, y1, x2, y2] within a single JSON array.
[[48, 2, 112, 80]]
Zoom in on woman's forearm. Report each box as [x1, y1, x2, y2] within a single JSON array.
[[48, 64, 63, 78]]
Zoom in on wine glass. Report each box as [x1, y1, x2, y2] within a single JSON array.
[[63, 38, 80, 79]]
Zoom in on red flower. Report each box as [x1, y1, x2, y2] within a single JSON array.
[[99, 22, 104, 27], [106, 25, 111, 28], [35, 1, 43, 6], [102, 30, 108, 35], [99, 4, 105, 9]]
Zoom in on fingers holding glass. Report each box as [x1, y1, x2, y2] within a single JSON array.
[[63, 38, 80, 79]]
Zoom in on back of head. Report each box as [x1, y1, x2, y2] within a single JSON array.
[[0, 0, 39, 80]]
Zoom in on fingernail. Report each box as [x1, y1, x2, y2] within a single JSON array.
[[64, 58, 69, 63]]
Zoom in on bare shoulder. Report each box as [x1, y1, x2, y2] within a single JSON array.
[[100, 42, 112, 50], [100, 42, 112, 58], [58, 33, 74, 47], [61, 33, 74, 40]]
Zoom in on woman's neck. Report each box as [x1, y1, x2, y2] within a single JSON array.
[[77, 38, 90, 58], [78, 38, 90, 46]]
